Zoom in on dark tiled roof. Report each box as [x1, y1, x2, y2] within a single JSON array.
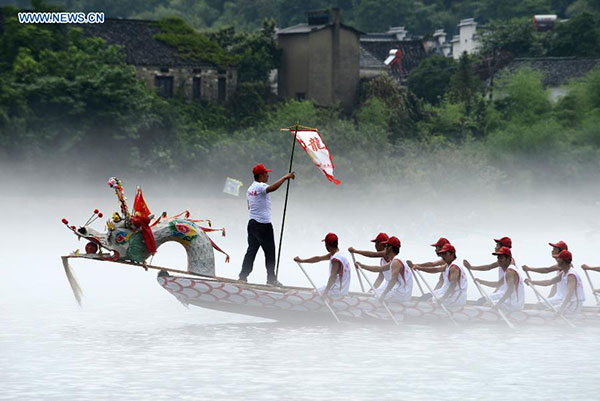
[[360, 46, 386, 69], [79, 18, 214, 67], [504, 57, 600, 86], [360, 39, 426, 75], [277, 22, 364, 36]]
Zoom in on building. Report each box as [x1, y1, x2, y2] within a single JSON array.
[[450, 18, 480, 59], [80, 18, 237, 102], [360, 27, 427, 80], [276, 9, 363, 112]]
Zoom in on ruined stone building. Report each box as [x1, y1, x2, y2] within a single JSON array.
[[81, 18, 237, 102], [276, 9, 363, 112]]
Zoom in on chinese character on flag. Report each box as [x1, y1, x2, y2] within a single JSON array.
[[290, 129, 341, 185]]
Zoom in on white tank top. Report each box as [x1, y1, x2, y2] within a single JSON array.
[[381, 257, 413, 297], [329, 252, 351, 296], [552, 267, 586, 306], [497, 258, 517, 280], [438, 260, 468, 305], [495, 265, 525, 309]]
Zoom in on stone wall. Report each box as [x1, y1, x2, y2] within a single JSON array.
[[135, 66, 237, 101]]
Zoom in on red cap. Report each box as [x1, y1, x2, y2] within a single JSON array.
[[252, 163, 273, 175], [553, 249, 572, 263], [494, 237, 512, 248], [371, 232, 389, 243], [382, 236, 401, 248], [492, 246, 512, 258], [322, 232, 338, 245], [437, 243, 456, 255], [549, 241, 568, 251], [431, 237, 450, 247]]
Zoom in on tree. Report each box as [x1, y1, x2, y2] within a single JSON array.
[[449, 52, 482, 115], [549, 12, 600, 57], [407, 56, 457, 105]]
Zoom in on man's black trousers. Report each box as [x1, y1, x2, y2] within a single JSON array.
[[239, 219, 276, 282]]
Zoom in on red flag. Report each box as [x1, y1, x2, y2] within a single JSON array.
[[133, 187, 151, 219], [290, 129, 341, 185]]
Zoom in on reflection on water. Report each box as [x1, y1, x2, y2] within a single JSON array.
[[2, 297, 600, 401]]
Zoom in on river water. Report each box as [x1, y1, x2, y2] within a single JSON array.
[[2, 188, 600, 400]]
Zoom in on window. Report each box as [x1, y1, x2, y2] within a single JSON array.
[[193, 77, 202, 100], [218, 77, 226, 101], [296, 92, 305, 100], [155, 76, 173, 98]]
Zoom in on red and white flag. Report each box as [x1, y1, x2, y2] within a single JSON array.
[[290, 129, 341, 185]]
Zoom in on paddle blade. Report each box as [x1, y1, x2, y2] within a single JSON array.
[[62, 257, 83, 306]]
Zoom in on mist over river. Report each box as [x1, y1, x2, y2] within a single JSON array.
[[2, 178, 600, 400]]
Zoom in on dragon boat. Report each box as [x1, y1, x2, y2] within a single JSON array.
[[61, 178, 600, 326]]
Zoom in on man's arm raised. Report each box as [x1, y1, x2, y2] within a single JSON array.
[[464, 259, 499, 271], [294, 254, 330, 264], [348, 247, 385, 259], [267, 172, 295, 193]]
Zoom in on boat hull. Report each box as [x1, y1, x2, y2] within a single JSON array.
[[158, 274, 600, 325]]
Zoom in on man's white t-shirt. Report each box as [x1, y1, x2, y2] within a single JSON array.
[[247, 181, 271, 224]]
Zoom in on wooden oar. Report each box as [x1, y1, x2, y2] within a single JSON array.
[[295, 261, 341, 323], [525, 281, 576, 328], [350, 253, 366, 293], [523, 270, 543, 303], [354, 264, 400, 326], [411, 268, 459, 326], [466, 268, 514, 328], [582, 268, 600, 305], [410, 265, 426, 296]]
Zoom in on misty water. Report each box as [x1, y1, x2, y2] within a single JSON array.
[[3, 178, 600, 400]]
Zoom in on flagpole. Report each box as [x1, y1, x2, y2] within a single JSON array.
[[275, 122, 299, 280]]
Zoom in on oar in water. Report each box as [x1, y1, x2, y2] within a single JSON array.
[[582, 267, 600, 305], [466, 268, 514, 329], [350, 253, 366, 293], [354, 263, 400, 326], [407, 263, 458, 326], [525, 280, 576, 328], [295, 261, 341, 323]]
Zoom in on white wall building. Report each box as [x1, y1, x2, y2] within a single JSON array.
[[450, 18, 480, 59]]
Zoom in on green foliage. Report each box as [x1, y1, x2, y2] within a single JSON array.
[[549, 12, 600, 57], [481, 17, 544, 57], [494, 67, 552, 125], [153, 17, 237, 68], [407, 56, 457, 105], [449, 53, 483, 115]]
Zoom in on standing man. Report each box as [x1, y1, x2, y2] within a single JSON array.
[[525, 250, 586, 314], [294, 232, 351, 297], [348, 232, 389, 290], [238, 163, 295, 285]]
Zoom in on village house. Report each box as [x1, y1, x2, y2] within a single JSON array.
[[276, 9, 363, 112], [81, 18, 238, 102], [359, 27, 427, 80]]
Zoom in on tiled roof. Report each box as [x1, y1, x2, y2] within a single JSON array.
[[79, 18, 215, 67]]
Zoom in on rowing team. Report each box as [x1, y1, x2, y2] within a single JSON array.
[[294, 233, 600, 315]]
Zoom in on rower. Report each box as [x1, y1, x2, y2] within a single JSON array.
[[413, 243, 468, 307], [464, 236, 515, 304], [525, 250, 586, 314], [522, 241, 568, 297], [294, 232, 351, 297], [472, 247, 524, 311], [582, 265, 600, 293], [354, 236, 413, 302], [348, 232, 389, 291], [408, 237, 450, 301]]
